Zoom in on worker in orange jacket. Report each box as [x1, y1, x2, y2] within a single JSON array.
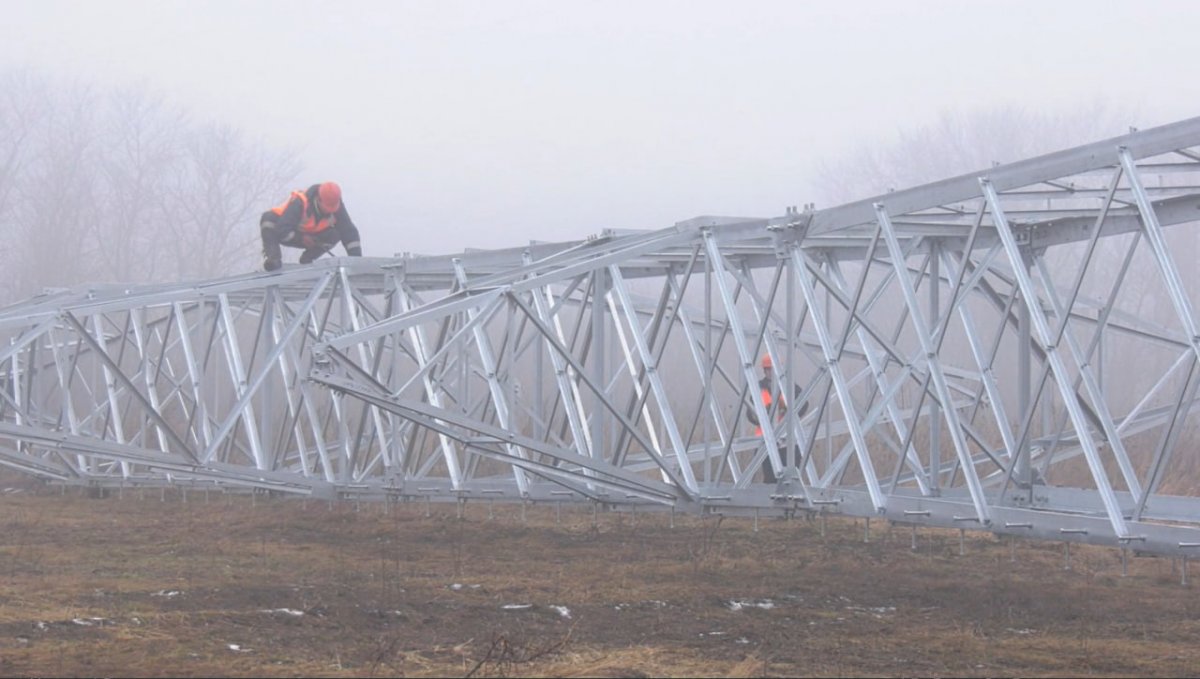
[[260, 182, 362, 271], [746, 354, 808, 483]]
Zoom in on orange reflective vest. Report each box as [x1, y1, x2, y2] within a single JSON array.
[[754, 385, 783, 437], [270, 190, 337, 246]]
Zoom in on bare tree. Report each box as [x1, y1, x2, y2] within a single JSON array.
[[0, 68, 302, 302], [161, 123, 301, 280], [0, 71, 44, 223], [809, 100, 1137, 205], [93, 85, 186, 282], [6, 77, 100, 299]]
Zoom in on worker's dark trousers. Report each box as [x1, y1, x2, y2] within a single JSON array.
[[261, 219, 333, 267], [261, 219, 284, 265], [761, 445, 801, 484]]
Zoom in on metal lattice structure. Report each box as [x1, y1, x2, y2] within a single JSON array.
[[7, 117, 1200, 557]]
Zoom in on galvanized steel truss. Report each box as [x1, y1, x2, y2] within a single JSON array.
[[7, 118, 1200, 556]]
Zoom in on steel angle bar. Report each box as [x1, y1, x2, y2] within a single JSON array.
[[608, 265, 699, 492], [380, 294, 502, 400], [521, 260, 594, 467], [1118, 148, 1200, 517], [968, 274, 1109, 439], [822, 256, 931, 495], [1120, 148, 1200, 362], [198, 275, 333, 468], [44, 328, 84, 466], [603, 287, 666, 473], [804, 245, 954, 491], [60, 312, 198, 466], [1030, 255, 1143, 497], [321, 286, 505, 352], [701, 231, 788, 488], [89, 313, 132, 479], [729, 258, 795, 486], [621, 437, 763, 474], [876, 205, 992, 524], [982, 179, 1130, 536], [281, 301, 353, 479], [719, 263, 797, 364], [792, 246, 885, 509], [507, 229, 695, 295], [308, 369, 681, 503], [0, 316, 62, 368], [810, 116, 1200, 237], [935, 250, 1018, 461], [505, 291, 696, 497], [4, 266, 335, 322], [919, 209, 993, 491], [171, 301, 215, 451], [127, 307, 174, 457], [663, 274, 732, 453], [1134, 359, 1200, 521], [0, 421, 318, 493], [873, 493, 1196, 557], [453, 259, 532, 496], [394, 284, 466, 488], [459, 229, 675, 291], [800, 260, 913, 369], [1063, 301, 1188, 350], [0, 446, 74, 481], [336, 268, 400, 471], [1008, 484, 1200, 527], [1009, 228, 1142, 485], [814, 373, 920, 491]]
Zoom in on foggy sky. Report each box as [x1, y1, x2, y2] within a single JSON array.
[[3, 0, 1199, 258]]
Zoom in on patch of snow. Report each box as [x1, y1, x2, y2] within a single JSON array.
[[261, 608, 304, 617], [845, 605, 896, 616], [615, 600, 668, 611], [152, 590, 182, 598], [728, 599, 775, 611], [549, 605, 571, 619], [501, 604, 532, 611]]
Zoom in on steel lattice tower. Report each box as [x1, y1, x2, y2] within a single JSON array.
[[6, 118, 1200, 558]]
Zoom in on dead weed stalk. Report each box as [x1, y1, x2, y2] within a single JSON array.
[[464, 624, 575, 678]]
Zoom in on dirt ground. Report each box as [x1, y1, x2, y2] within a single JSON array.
[[0, 478, 1198, 678]]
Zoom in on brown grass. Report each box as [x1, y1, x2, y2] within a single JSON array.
[[0, 479, 1198, 677]]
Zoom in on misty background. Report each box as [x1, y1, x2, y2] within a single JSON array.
[[0, 0, 1198, 299]]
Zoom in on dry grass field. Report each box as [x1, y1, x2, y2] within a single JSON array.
[[1, 476, 1198, 677]]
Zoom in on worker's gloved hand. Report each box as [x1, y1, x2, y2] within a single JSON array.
[[263, 256, 281, 272], [347, 245, 362, 257]]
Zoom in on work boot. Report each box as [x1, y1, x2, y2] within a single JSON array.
[[299, 245, 333, 264], [261, 220, 284, 270]]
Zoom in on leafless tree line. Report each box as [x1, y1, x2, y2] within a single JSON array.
[[0, 69, 300, 303], [808, 100, 1138, 204]]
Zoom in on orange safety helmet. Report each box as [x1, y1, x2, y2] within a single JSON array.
[[317, 182, 342, 214], [761, 354, 773, 369]]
